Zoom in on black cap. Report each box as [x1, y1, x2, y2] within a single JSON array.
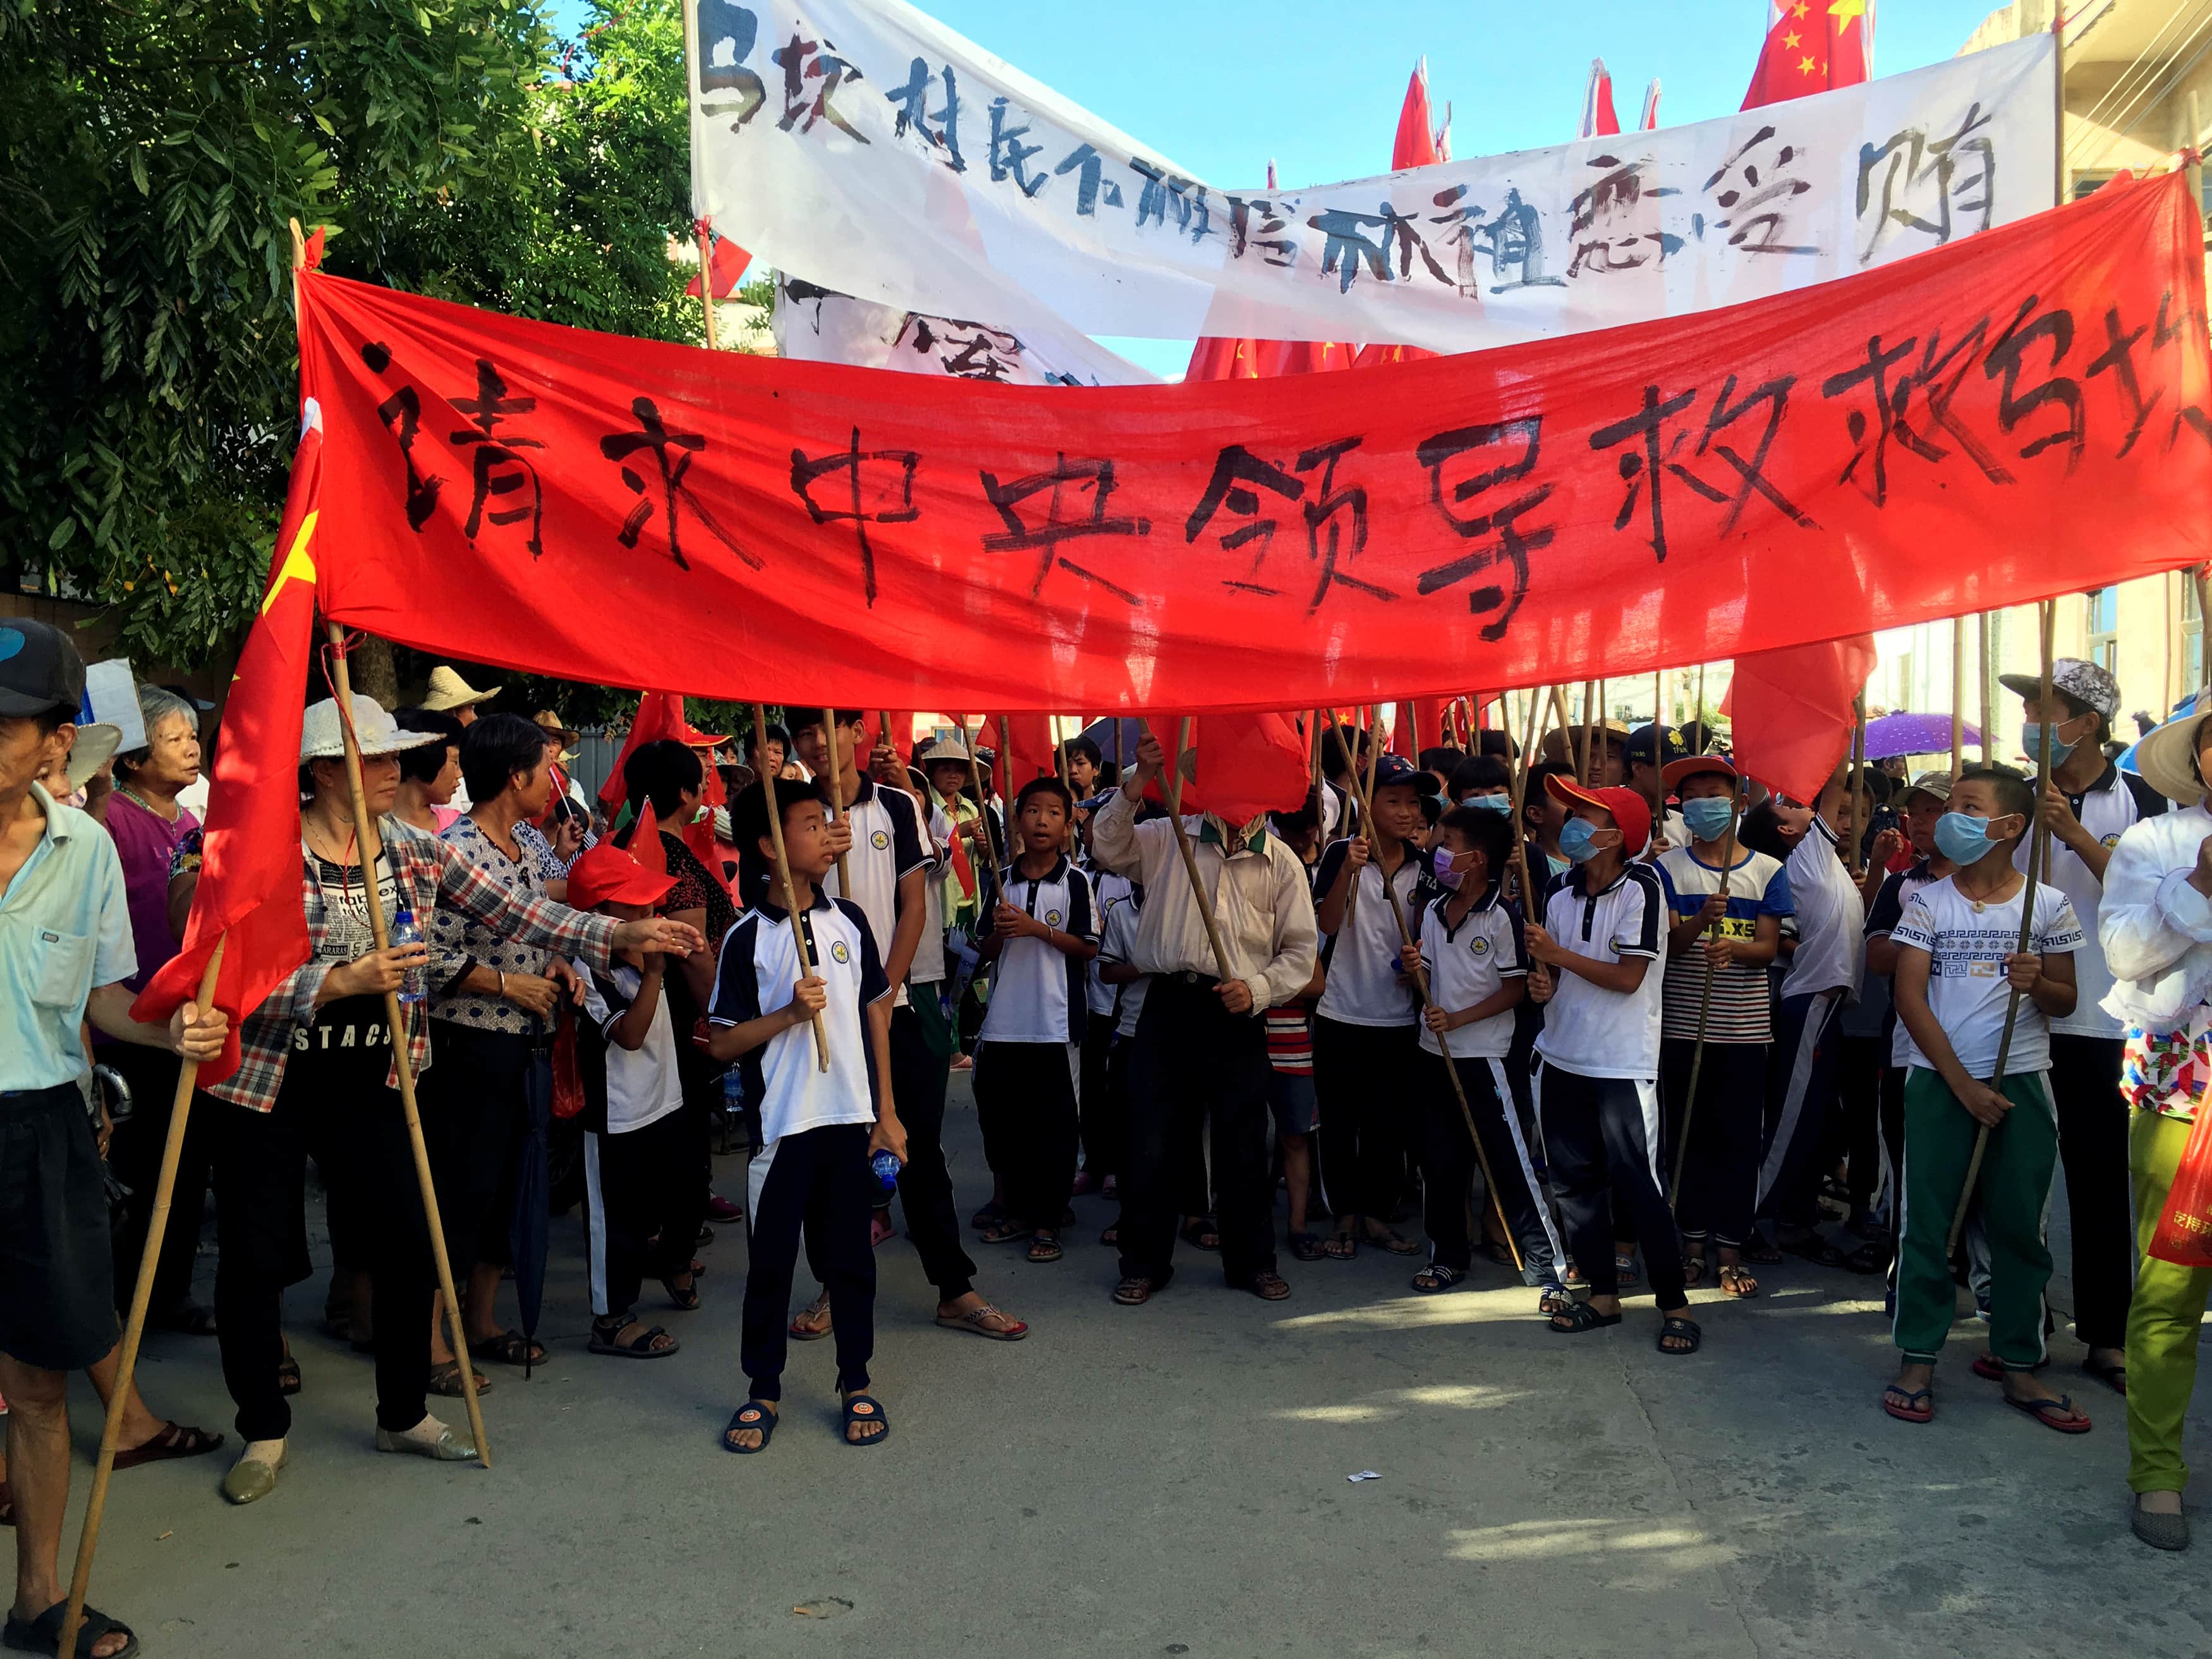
[[0, 618, 87, 720], [1623, 722, 1686, 768]]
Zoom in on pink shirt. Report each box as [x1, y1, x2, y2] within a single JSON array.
[[104, 791, 198, 993]]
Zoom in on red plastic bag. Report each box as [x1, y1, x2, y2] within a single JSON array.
[[2149, 1105, 2212, 1268], [549, 1005, 585, 1122]]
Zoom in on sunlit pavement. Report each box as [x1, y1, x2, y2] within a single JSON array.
[[72, 1078, 2208, 1658]]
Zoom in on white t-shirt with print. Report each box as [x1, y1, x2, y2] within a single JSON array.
[[580, 966, 685, 1134], [1888, 875, 2084, 1077]]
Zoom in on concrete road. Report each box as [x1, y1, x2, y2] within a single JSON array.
[[51, 1082, 2208, 1658]]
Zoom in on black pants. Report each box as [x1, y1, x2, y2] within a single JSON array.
[[584, 1111, 697, 1318], [1122, 975, 1276, 1285], [1314, 1016, 1421, 1225], [1093, 1025, 1136, 1187], [973, 1040, 1080, 1231], [1416, 1050, 1566, 1284], [422, 1021, 533, 1273], [1079, 1009, 1117, 1175], [1535, 1060, 1686, 1308], [102, 1044, 211, 1320], [1837, 1032, 1887, 1220], [887, 1002, 974, 1299], [1878, 1064, 1905, 1227], [2048, 1033, 2132, 1351], [1660, 1038, 1768, 1248], [209, 1089, 432, 1437], [1755, 987, 1847, 1235], [743, 1122, 874, 1402]]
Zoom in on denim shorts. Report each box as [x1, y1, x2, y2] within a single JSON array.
[[1267, 1070, 1319, 1136]]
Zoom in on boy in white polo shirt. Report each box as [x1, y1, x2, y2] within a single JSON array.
[[1399, 804, 1567, 1301], [973, 777, 1100, 1263], [706, 779, 906, 1454], [1885, 769, 2086, 1431], [1524, 778, 1698, 1354]]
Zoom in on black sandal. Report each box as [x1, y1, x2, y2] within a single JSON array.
[[1181, 1216, 1222, 1251], [660, 1273, 702, 1311], [1411, 1263, 1468, 1294], [276, 1355, 302, 1397], [1548, 1300, 1622, 1334], [1657, 1315, 1703, 1355], [4, 1599, 140, 1659], [1289, 1231, 1326, 1262], [1026, 1231, 1064, 1263], [841, 1391, 890, 1447], [589, 1315, 679, 1358], [468, 1329, 549, 1367], [722, 1401, 777, 1454]]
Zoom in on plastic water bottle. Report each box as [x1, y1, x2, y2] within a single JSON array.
[[389, 909, 427, 1005], [871, 1149, 901, 1194], [722, 1066, 746, 1114]]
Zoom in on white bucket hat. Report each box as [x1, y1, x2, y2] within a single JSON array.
[[65, 722, 123, 791], [300, 695, 440, 762], [2132, 710, 2212, 806], [420, 665, 501, 713]]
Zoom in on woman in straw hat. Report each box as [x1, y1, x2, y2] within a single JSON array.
[[197, 693, 701, 1507], [2099, 708, 2212, 1551]]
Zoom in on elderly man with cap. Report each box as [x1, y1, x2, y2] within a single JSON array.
[[1522, 774, 1699, 1354], [2096, 709, 2212, 1549], [1092, 729, 1318, 1305], [2005, 658, 2165, 1399], [1, 619, 230, 1659]]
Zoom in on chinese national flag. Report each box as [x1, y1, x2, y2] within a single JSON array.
[[1145, 712, 1312, 825], [995, 713, 1056, 794], [1188, 162, 1359, 382], [600, 690, 721, 868], [131, 409, 322, 1084], [1355, 64, 1446, 372], [1742, 0, 1873, 110]]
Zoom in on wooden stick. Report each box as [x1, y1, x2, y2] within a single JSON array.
[[962, 715, 1003, 888], [755, 702, 831, 1071], [1507, 685, 1545, 914], [1952, 616, 1967, 785], [1575, 681, 1595, 784], [1345, 710, 1522, 1272], [322, 623, 489, 1462], [1648, 669, 1668, 832], [1946, 598, 2055, 1253], [2053, 3, 2069, 209], [815, 709, 853, 895], [1148, 716, 1237, 981], [1591, 678, 1608, 785], [1669, 789, 1740, 1205], [1980, 612, 1996, 765], [1692, 664, 1708, 751], [679, 2, 722, 350], [2196, 566, 2212, 693], [59, 943, 225, 1659], [1849, 693, 1869, 875]]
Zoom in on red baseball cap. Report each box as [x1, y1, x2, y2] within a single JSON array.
[[1545, 775, 1653, 856], [566, 837, 676, 912]]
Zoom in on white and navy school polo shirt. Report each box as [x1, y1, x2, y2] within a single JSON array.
[[976, 854, 1098, 1045], [1312, 836, 1437, 1028], [2015, 760, 2165, 1038], [709, 891, 890, 1145], [823, 774, 930, 1009], [1532, 861, 1665, 1079], [1409, 884, 1526, 1059]]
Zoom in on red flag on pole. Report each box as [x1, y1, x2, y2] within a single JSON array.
[[1639, 78, 1663, 130], [684, 227, 751, 300], [1580, 58, 1622, 138], [1742, 0, 1873, 111], [1356, 63, 1447, 372], [1723, 634, 1878, 805], [1187, 162, 1359, 383], [1145, 713, 1312, 824], [131, 410, 322, 1083]]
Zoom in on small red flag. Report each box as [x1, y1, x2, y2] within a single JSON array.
[[1723, 635, 1878, 805], [684, 231, 751, 300], [1580, 59, 1622, 138], [1145, 713, 1312, 825]]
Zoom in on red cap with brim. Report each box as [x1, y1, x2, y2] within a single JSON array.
[[566, 838, 677, 912], [1662, 754, 1739, 792], [1545, 775, 1653, 856], [673, 717, 727, 748]]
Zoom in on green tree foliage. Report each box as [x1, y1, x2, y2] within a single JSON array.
[[0, 0, 704, 669]]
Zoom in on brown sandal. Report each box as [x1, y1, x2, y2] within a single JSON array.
[[111, 1420, 225, 1471], [427, 1361, 491, 1397], [1718, 1263, 1759, 1299]]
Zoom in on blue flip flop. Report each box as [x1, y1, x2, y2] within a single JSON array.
[[722, 1401, 777, 1454], [841, 1392, 890, 1449]]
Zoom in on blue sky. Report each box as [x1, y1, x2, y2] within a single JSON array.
[[556, 0, 2009, 375]]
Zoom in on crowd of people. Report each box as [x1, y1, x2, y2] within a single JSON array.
[[4, 619, 2211, 1655]]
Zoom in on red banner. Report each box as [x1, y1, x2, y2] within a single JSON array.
[[305, 174, 2212, 715]]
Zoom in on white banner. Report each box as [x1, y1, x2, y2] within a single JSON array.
[[770, 277, 1152, 385], [690, 0, 2055, 351]]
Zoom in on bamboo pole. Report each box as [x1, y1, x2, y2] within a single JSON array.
[[755, 702, 830, 1071], [1575, 680, 1595, 783], [59, 944, 226, 1659], [1946, 599, 2056, 1253], [1849, 693, 1869, 875], [1952, 617, 1967, 785], [817, 710, 851, 895], [2189, 90, 2205, 241], [1692, 664, 1708, 751], [2053, 4, 2069, 209], [1146, 716, 1237, 980], [1508, 685, 1546, 913], [323, 624, 490, 1459], [1981, 612, 1997, 763], [961, 714, 1004, 894], [1344, 712, 1523, 1272], [1648, 668, 1668, 832], [680, 0, 722, 351], [1669, 790, 1740, 1205], [2196, 566, 2212, 694], [1310, 707, 1325, 817]]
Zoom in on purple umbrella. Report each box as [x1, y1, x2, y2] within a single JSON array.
[[1864, 711, 1983, 760]]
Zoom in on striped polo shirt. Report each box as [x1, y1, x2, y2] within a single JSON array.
[[1655, 844, 1794, 1044]]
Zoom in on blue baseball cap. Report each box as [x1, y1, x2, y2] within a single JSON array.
[[1370, 753, 1441, 796]]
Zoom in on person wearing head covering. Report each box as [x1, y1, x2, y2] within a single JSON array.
[[2098, 709, 2212, 1549], [2002, 659, 2166, 1397], [415, 667, 501, 813], [200, 694, 700, 1507]]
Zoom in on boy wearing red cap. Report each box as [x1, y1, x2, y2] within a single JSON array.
[[1524, 779, 1699, 1355], [568, 830, 690, 1360]]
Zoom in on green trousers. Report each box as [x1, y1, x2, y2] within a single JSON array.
[[1894, 1067, 2058, 1368], [2127, 1109, 2212, 1494]]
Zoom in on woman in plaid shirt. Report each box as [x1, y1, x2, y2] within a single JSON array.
[[201, 696, 702, 1507]]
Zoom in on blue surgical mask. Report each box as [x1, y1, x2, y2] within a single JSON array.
[[1681, 796, 1737, 842], [1933, 811, 1998, 865], [1463, 793, 1515, 814], [2021, 720, 2079, 768], [1559, 817, 1607, 864], [1431, 846, 1468, 889]]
